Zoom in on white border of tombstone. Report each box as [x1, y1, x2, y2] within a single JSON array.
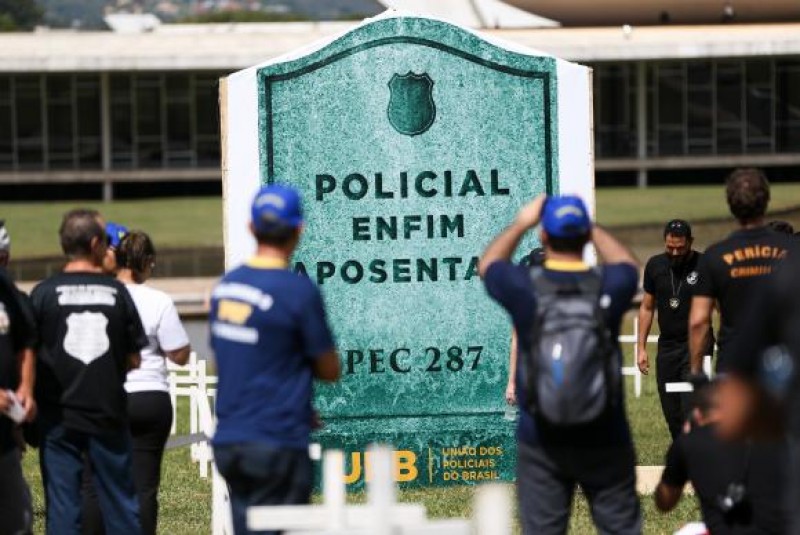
[[220, 10, 594, 269]]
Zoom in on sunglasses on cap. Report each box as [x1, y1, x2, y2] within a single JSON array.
[[664, 219, 692, 238]]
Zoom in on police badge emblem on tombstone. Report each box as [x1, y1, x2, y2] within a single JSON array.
[[64, 312, 110, 365], [387, 72, 436, 136]]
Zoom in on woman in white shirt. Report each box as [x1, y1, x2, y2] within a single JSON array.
[[117, 231, 191, 535]]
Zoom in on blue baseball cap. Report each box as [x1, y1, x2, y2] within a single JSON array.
[[541, 196, 591, 238], [105, 222, 128, 248], [251, 184, 303, 232]]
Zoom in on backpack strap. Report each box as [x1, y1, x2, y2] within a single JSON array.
[[528, 266, 557, 296], [583, 267, 621, 409], [532, 265, 605, 299], [529, 265, 585, 298], [574, 267, 604, 298]]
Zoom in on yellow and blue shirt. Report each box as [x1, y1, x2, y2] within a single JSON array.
[[210, 257, 335, 449]]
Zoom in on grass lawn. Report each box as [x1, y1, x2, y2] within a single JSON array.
[[21, 345, 700, 535], [8, 183, 779, 532], [594, 183, 800, 227], [0, 198, 222, 258], [2, 183, 800, 261]]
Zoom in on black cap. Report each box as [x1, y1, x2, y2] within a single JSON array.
[[664, 219, 692, 239]]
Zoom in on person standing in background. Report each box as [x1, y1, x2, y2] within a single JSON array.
[[638, 220, 713, 439], [118, 230, 192, 535], [689, 168, 792, 374], [82, 219, 130, 535], [0, 219, 36, 421], [480, 195, 642, 535], [0, 266, 37, 535], [31, 209, 146, 535]]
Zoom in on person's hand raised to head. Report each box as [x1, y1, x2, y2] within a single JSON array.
[[515, 195, 547, 230]]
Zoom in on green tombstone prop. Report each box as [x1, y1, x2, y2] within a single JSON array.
[[222, 12, 593, 489]]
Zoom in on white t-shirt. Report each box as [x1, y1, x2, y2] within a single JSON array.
[[124, 283, 190, 393]]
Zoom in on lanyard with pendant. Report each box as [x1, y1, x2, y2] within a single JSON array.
[[669, 266, 685, 310]]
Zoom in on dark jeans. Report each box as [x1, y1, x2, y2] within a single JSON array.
[[39, 420, 140, 535], [81, 456, 103, 535], [656, 345, 691, 439], [214, 443, 312, 535], [0, 447, 32, 535], [517, 439, 642, 535], [82, 391, 173, 535]]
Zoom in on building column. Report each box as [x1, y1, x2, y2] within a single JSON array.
[[100, 72, 113, 202], [636, 61, 648, 188]]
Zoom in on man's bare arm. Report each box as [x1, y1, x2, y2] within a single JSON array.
[[478, 195, 546, 278], [16, 348, 36, 421], [654, 482, 683, 512], [506, 329, 518, 405], [128, 352, 141, 371], [689, 296, 714, 374], [313, 350, 340, 382], [637, 293, 656, 375], [166, 345, 192, 367]]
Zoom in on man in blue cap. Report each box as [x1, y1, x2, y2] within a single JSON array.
[[210, 184, 340, 535], [479, 194, 641, 535]]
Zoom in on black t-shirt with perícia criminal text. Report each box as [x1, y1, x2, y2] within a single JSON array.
[[660, 424, 786, 535], [694, 228, 792, 368], [0, 269, 36, 452], [31, 272, 147, 435], [726, 243, 800, 440], [643, 251, 706, 348]]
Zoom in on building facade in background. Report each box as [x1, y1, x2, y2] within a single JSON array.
[[505, 0, 800, 26], [0, 19, 798, 196]]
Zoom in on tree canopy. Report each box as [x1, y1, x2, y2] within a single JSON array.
[[177, 11, 310, 24], [0, 0, 44, 31]]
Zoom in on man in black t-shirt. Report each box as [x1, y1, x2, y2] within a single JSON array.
[[689, 168, 793, 374], [656, 383, 787, 534], [0, 267, 36, 534], [31, 209, 147, 535], [0, 220, 36, 421], [638, 220, 713, 439], [636, 219, 714, 440], [719, 244, 800, 534]]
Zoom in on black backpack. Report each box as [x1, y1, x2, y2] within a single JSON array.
[[525, 267, 620, 425]]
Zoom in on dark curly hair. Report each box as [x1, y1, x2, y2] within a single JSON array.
[[725, 168, 770, 224]]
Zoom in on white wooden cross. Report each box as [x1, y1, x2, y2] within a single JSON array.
[[246, 446, 513, 535]]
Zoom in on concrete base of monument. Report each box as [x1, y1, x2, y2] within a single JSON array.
[[313, 413, 516, 490]]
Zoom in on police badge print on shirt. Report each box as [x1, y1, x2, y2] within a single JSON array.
[[56, 284, 117, 366], [64, 312, 110, 365]]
